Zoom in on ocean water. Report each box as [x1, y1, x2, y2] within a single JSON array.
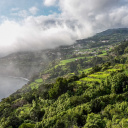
[[0, 76, 28, 100]]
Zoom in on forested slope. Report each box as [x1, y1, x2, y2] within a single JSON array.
[[1, 29, 128, 128]]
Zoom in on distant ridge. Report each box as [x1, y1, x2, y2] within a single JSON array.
[[97, 28, 128, 36]]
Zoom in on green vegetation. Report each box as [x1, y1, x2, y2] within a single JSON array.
[[80, 77, 101, 83], [60, 57, 85, 65], [1, 29, 128, 127], [1, 59, 128, 128], [1, 66, 128, 127], [35, 78, 43, 83], [29, 78, 43, 90]]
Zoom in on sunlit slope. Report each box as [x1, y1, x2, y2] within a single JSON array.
[[1, 63, 128, 128], [1, 29, 128, 127], [76, 64, 127, 85]]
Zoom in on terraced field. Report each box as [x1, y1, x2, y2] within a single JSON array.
[[60, 57, 85, 65], [88, 72, 109, 79], [81, 77, 101, 83], [29, 78, 43, 90], [75, 64, 128, 86]]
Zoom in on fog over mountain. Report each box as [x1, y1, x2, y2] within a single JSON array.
[[0, 0, 128, 56]]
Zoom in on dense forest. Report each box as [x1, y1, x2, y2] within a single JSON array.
[[1, 28, 128, 128]]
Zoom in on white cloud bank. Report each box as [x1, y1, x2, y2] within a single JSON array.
[[0, 0, 128, 56]]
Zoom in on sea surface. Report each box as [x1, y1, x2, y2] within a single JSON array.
[[0, 76, 28, 100]]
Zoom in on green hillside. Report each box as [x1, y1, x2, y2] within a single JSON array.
[[0, 28, 128, 79], [1, 62, 128, 128], [1, 29, 128, 128]]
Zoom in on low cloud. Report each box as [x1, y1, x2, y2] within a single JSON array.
[[0, 0, 128, 56], [29, 7, 38, 15], [0, 16, 81, 56]]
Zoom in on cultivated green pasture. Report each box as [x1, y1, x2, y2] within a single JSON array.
[[80, 77, 101, 83], [79, 68, 92, 74], [35, 78, 43, 83], [29, 82, 39, 90], [76, 64, 128, 86], [89, 73, 109, 79], [60, 57, 85, 65]]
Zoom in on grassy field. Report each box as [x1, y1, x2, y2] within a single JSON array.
[[99, 52, 107, 56], [106, 68, 121, 72], [80, 77, 101, 83], [35, 78, 43, 83], [89, 73, 109, 79], [79, 68, 92, 74], [76, 64, 128, 86], [44, 56, 86, 74], [29, 80, 42, 90], [60, 57, 85, 65]]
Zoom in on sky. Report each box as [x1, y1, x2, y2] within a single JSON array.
[[0, 0, 128, 56]]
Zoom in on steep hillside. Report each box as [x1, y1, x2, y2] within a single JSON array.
[[0, 46, 73, 79], [1, 28, 128, 128], [0, 28, 128, 79], [1, 60, 128, 127]]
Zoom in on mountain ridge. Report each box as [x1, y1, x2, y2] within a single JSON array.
[[0, 28, 128, 79]]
